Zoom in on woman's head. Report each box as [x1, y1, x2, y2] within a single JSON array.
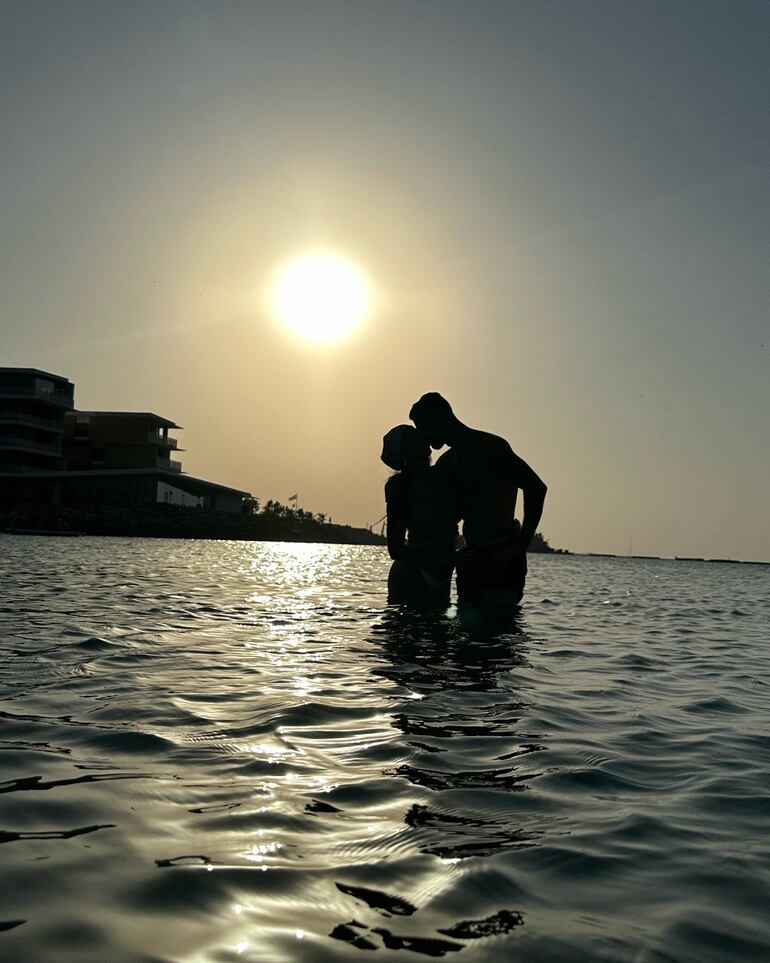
[[381, 424, 430, 471]]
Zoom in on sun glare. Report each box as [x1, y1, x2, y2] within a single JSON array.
[[272, 253, 369, 342]]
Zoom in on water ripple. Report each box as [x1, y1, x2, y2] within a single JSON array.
[[1, 537, 769, 962]]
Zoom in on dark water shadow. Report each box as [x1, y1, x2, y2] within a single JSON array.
[[328, 606, 539, 954], [371, 603, 532, 695]]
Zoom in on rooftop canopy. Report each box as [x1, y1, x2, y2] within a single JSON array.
[[69, 411, 181, 429]]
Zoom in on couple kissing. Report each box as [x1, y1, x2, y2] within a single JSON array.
[[381, 392, 547, 609]]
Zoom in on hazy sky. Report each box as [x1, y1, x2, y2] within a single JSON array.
[[2, 0, 768, 559]]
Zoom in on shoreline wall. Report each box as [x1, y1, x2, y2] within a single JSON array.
[[0, 502, 563, 552], [0, 503, 386, 546]]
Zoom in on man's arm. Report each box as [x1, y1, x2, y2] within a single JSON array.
[[495, 440, 547, 550]]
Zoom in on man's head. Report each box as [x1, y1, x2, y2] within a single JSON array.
[[409, 392, 455, 449]]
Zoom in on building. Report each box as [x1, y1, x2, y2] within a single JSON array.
[[1, 468, 246, 514], [0, 368, 247, 514], [64, 411, 184, 473], [0, 368, 74, 472]]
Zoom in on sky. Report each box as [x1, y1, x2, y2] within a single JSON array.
[[1, 0, 768, 560]]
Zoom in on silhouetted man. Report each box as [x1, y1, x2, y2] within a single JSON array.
[[409, 392, 547, 607]]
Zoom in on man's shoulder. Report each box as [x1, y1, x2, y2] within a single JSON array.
[[468, 428, 513, 457]]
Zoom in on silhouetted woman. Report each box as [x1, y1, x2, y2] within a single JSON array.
[[381, 425, 459, 606]]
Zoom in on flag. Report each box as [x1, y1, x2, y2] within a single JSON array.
[[288, 493, 298, 503]]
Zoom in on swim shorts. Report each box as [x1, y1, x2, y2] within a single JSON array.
[[456, 546, 527, 604]]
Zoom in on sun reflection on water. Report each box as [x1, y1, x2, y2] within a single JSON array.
[[245, 840, 283, 863]]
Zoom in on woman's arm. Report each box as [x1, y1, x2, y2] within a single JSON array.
[[386, 507, 408, 561], [385, 477, 410, 561]]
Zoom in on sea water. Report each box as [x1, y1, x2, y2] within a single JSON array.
[[1, 536, 768, 963]]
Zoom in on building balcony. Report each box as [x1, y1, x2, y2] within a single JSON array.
[[0, 436, 62, 455], [157, 457, 182, 473], [149, 433, 178, 449], [0, 383, 74, 407], [0, 411, 65, 432]]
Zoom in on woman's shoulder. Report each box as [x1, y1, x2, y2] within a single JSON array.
[[385, 473, 410, 505], [385, 472, 404, 495]]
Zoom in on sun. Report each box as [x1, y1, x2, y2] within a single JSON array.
[[272, 253, 369, 342]]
